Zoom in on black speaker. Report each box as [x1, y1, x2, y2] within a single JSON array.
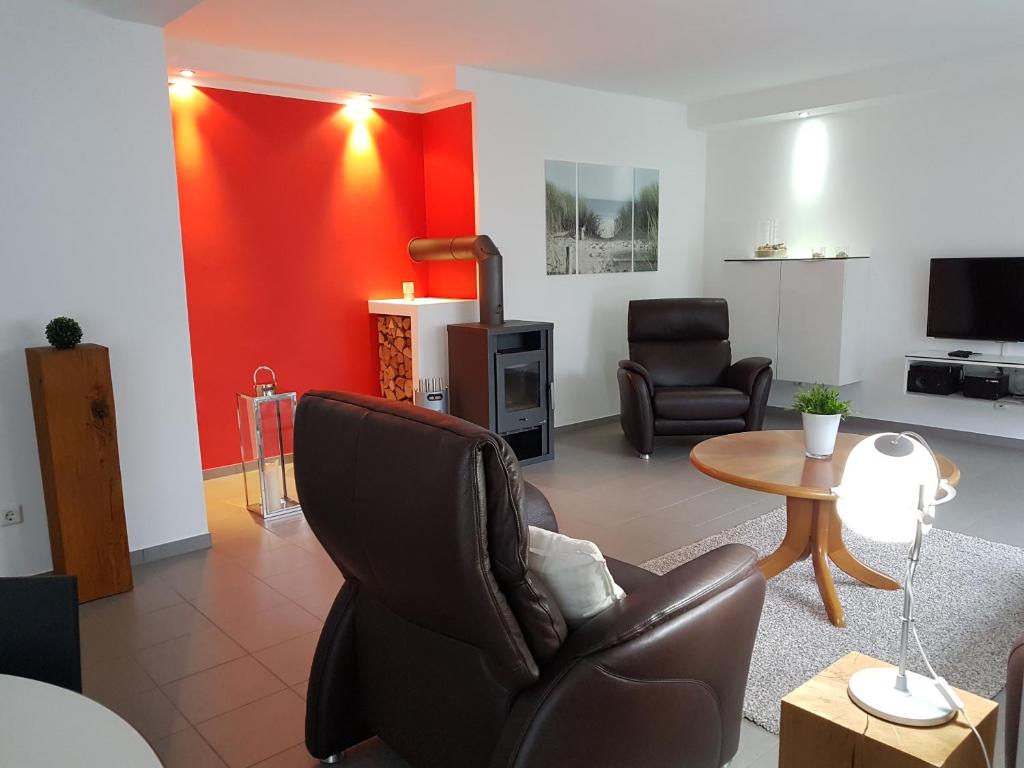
[[963, 372, 1010, 400], [907, 363, 962, 396]]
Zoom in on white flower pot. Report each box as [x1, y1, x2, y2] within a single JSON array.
[[802, 412, 841, 459]]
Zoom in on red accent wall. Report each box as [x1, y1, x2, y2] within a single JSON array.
[[171, 87, 476, 469], [421, 102, 478, 299]]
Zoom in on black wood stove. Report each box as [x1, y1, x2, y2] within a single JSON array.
[[408, 237, 554, 464]]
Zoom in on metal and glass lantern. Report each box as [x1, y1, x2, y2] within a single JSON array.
[[236, 366, 301, 520]]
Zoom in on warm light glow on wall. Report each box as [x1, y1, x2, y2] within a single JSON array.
[[169, 80, 196, 100], [348, 123, 373, 154], [168, 82, 208, 168], [341, 120, 381, 183], [791, 119, 828, 204]]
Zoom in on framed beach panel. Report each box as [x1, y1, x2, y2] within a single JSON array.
[[577, 163, 633, 274], [545, 160, 577, 275], [633, 167, 660, 272]]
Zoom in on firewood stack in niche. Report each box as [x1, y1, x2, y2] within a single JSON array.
[[377, 315, 413, 401]]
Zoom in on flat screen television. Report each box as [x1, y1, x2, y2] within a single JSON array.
[[927, 257, 1024, 342]]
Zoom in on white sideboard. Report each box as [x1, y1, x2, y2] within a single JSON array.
[[723, 257, 869, 386]]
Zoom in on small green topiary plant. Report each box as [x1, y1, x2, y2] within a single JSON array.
[[792, 383, 853, 418], [45, 316, 83, 350]]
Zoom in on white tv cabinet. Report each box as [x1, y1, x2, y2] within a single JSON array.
[[723, 257, 869, 386], [904, 350, 1024, 407]]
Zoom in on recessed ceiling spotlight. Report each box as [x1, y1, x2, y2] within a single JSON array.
[[179, 69, 195, 78], [798, 111, 810, 118], [342, 93, 374, 121]]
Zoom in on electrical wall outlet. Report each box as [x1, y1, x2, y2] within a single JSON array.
[[1, 505, 23, 526]]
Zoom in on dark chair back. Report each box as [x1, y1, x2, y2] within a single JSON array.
[[295, 392, 566, 765], [628, 298, 733, 387], [0, 575, 80, 692]]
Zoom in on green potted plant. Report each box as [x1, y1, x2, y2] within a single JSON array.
[[792, 383, 852, 459]]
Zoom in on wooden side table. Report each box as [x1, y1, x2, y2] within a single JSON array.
[[780, 653, 997, 768]]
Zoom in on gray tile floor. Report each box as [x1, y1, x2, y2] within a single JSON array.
[[79, 411, 1021, 767]]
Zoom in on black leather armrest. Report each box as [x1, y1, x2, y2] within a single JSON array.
[[617, 364, 655, 455], [524, 481, 558, 533], [492, 545, 766, 768], [558, 544, 761, 660], [725, 357, 772, 396], [1007, 634, 1024, 768], [618, 359, 653, 396]]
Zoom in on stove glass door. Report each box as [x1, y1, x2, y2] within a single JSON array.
[[495, 350, 548, 433]]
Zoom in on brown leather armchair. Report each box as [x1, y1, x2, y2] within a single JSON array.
[[618, 298, 773, 458], [295, 391, 766, 768]]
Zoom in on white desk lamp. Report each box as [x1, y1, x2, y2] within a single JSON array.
[[832, 431, 959, 726]]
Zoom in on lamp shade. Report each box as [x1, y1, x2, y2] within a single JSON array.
[[833, 433, 940, 543]]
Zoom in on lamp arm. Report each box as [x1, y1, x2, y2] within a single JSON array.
[[894, 430, 956, 519], [895, 430, 942, 487], [896, 507, 926, 691], [890, 433, 949, 691]]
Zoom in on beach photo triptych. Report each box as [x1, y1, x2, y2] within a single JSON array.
[[545, 160, 659, 275]]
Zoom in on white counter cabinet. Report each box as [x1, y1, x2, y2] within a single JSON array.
[[723, 257, 869, 386]]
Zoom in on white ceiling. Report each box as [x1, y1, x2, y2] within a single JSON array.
[[77, 0, 203, 27], [165, 0, 1024, 103]]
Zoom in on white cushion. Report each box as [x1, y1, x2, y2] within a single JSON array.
[[527, 525, 625, 628]]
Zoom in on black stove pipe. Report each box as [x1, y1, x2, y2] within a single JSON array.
[[407, 236, 504, 325]]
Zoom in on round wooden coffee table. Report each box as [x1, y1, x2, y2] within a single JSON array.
[[690, 430, 959, 627]]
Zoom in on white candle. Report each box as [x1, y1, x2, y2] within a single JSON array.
[[263, 458, 283, 508]]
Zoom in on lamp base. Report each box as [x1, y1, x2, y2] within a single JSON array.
[[847, 667, 957, 727]]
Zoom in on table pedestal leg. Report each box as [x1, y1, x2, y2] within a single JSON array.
[[810, 505, 845, 627], [758, 497, 900, 627], [758, 498, 814, 580], [826, 509, 901, 591]]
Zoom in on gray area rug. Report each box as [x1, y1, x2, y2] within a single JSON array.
[[641, 508, 1024, 733]]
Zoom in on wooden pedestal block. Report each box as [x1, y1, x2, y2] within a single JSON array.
[[780, 652, 997, 768], [26, 344, 132, 602]]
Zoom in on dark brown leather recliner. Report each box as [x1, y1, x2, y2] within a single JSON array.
[[1007, 635, 1024, 768], [618, 298, 773, 458], [295, 391, 766, 768]]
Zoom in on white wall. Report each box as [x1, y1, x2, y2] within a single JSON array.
[[0, 0, 207, 575], [704, 81, 1024, 439], [458, 67, 707, 426]]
